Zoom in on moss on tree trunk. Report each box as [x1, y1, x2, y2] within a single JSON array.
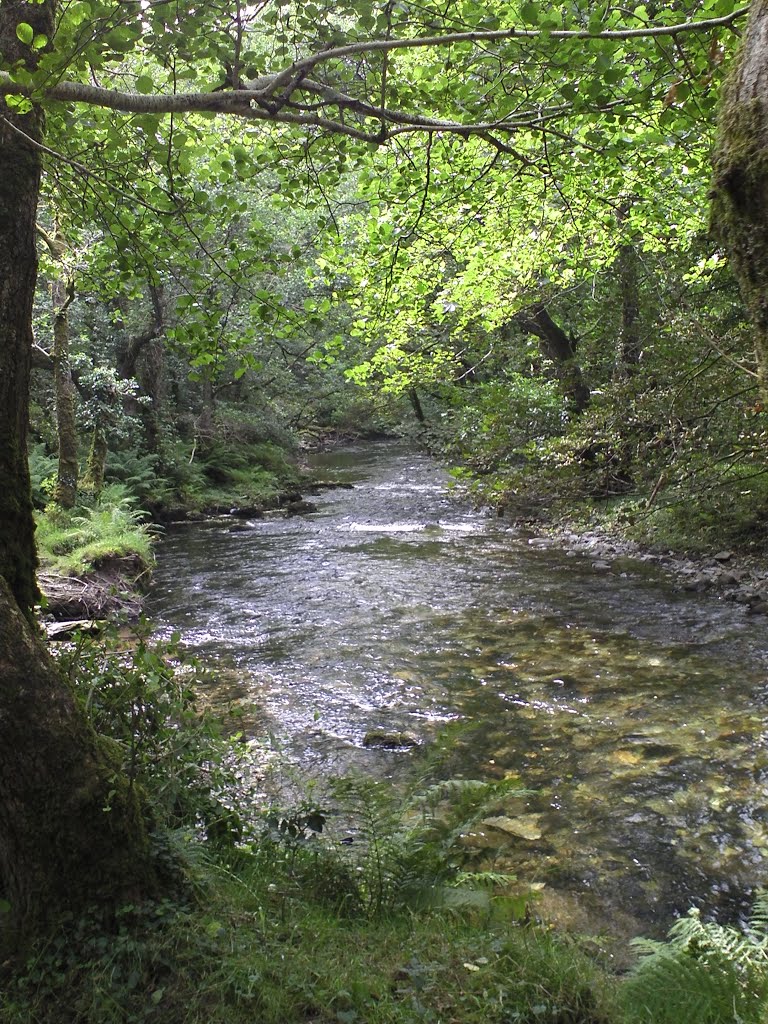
[[710, 0, 768, 405], [0, 578, 161, 950], [81, 425, 108, 496], [52, 274, 79, 508]]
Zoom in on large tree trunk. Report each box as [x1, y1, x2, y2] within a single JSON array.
[[0, 579, 160, 949], [710, 0, 768, 405], [0, 0, 47, 616], [0, 0, 163, 947]]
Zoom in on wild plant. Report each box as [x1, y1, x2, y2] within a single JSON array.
[[621, 892, 768, 1024]]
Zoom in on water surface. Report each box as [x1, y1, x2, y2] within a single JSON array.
[[150, 443, 768, 934]]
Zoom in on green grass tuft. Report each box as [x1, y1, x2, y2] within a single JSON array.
[[36, 484, 155, 574]]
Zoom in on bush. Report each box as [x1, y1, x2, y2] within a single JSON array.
[[59, 623, 251, 841]]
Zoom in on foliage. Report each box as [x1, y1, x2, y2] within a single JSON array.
[[35, 485, 155, 574], [257, 773, 530, 919], [0, 867, 617, 1024], [0, 750, 616, 1024], [621, 895, 768, 1024], [57, 624, 249, 842], [28, 441, 58, 509]]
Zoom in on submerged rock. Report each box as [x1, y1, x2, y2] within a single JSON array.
[[481, 814, 544, 840], [362, 729, 419, 749], [284, 499, 319, 515]]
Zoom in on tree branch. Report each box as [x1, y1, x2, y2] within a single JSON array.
[[0, 6, 748, 145]]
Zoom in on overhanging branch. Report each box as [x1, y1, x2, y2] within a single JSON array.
[[0, 6, 748, 144]]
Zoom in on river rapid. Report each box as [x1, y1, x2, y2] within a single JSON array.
[[150, 442, 768, 937]]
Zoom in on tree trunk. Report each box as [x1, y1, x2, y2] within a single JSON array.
[[197, 374, 216, 442], [0, 578, 160, 950], [615, 242, 642, 377], [80, 425, 108, 496], [408, 387, 426, 423], [515, 304, 591, 412], [137, 337, 167, 453], [0, 1, 164, 947], [710, 0, 768, 405], [52, 273, 79, 508], [0, 0, 49, 616]]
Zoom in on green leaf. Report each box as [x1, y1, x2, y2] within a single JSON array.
[[15, 22, 34, 45], [135, 75, 154, 94], [519, 2, 539, 25]]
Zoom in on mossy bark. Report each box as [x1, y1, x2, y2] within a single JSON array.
[[52, 275, 79, 508], [0, 578, 161, 949], [710, 0, 768, 404], [81, 425, 108, 496], [0, 1, 166, 949], [136, 337, 166, 453]]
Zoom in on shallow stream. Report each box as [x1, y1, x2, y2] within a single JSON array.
[[150, 443, 768, 936]]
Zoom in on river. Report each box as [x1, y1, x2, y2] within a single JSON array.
[[150, 442, 768, 937]]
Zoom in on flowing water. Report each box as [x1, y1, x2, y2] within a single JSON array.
[[150, 442, 768, 936]]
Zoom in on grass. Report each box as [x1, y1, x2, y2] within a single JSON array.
[[0, 845, 619, 1024], [35, 484, 155, 575]]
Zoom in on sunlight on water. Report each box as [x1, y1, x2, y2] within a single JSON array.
[[150, 442, 768, 937]]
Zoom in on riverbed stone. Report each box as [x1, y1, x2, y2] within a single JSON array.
[[481, 814, 543, 840], [682, 573, 712, 592], [713, 550, 734, 563], [284, 499, 319, 515], [362, 729, 419, 749]]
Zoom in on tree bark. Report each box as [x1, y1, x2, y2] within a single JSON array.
[[0, 0, 49, 615], [80, 425, 108, 496], [615, 243, 642, 377], [408, 387, 426, 423], [710, 0, 768, 405], [0, 1, 163, 946], [52, 272, 79, 508], [0, 578, 160, 950], [515, 304, 591, 412]]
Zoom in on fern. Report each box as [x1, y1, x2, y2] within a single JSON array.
[[622, 897, 768, 1024], [321, 774, 528, 918]]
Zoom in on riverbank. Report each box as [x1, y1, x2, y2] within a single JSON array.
[[518, 520, 768, 616], [21, 442, 768, 1023], [34, 444, 327, 624]]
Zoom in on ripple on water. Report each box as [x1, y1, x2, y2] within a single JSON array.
[[149, 442, 768, 937]]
